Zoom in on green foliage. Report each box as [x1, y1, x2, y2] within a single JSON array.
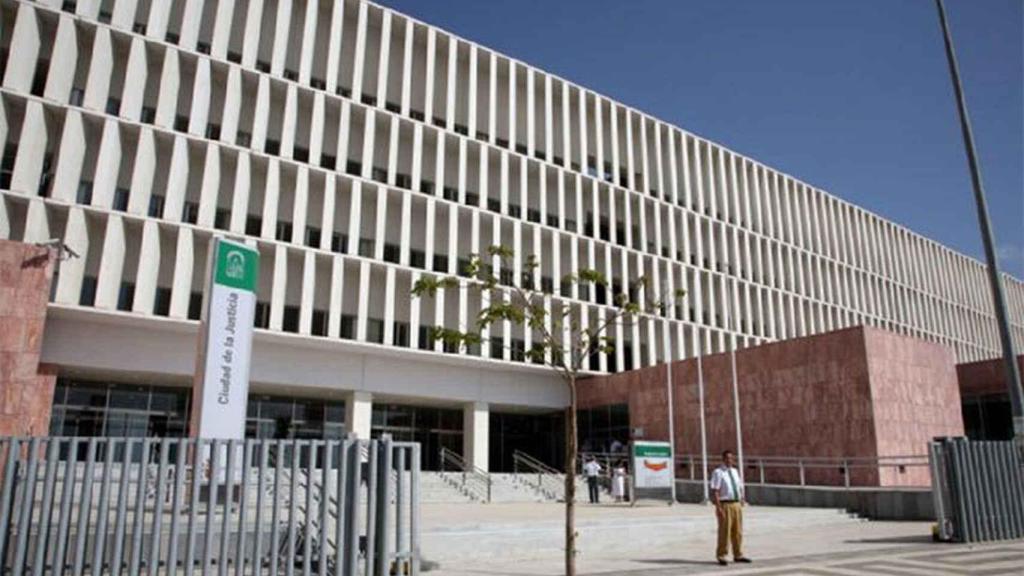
[[410, 246, 688, 376]]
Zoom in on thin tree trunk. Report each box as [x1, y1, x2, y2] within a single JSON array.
[[565, 375, 578, 576]]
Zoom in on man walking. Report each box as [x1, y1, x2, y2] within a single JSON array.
[[710, 450, 752, 566], [583, 456, 602, 504]]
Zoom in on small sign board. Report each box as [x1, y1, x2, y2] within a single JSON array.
[[632, 441, 673, 489], [193, 237, 259, 441]]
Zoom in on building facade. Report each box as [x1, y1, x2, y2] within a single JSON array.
[[1, 0, 1022, 470]]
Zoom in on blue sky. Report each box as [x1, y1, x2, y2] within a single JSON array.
[[377, 0, 1024, 279]]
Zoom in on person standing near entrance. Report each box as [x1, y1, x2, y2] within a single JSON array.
[[710, 450, 752, 566], [583, 456, 602, 504]]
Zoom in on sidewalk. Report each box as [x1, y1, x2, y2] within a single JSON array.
[[420, 501, 1023, 575]]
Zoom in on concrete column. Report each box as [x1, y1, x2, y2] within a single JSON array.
[[463, 402, 489, 472], [328, 255, 345, 338], [169, 227, 194, 319], [445, 35, 456, 132], [188, 58, 212, 136], [2, 4, 39, 92], [44, 16, 77, 103], [291, 167, 308, 244], [241, 0, 265, 68], [356, 261, 370, 341], [95, 214, 126, 310], [22, 199, 50, 244], [210, 0, 235, 60], [269, 244, 287, 331], [111, 0, 135, 28], [178, 0, 203, 52], [320, 177, 336, 251], [309, 93, 325, 165], [120, 38, 148, 122], [325, 0, 345, 93], [155, 49, 180, 130], [261, 160, 280, 239], [229, 152, 251, 233], [197, 145, 220, 228], [83, 28, 113, 112], [163, 137, 189, 221], [350, 1, 368, 99], [133, 220, 160, 314], [251, 76, 271, 151], [280, 85, 297, 158], [221, 68, 242, 144], [146, 0, 171, 41], [300, 250, 315, 335], [10, 102, 47, 197], [91, 119, 122, 209], [345, 392, 373, 440], [55, 207, 88, 305], [467, 45, 477, 138], [376, 11, 392, 107]]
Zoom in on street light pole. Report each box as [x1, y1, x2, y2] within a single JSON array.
[[934, 0, 1024, 441]]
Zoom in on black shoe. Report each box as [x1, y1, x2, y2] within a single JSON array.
[[734, 557, 752, 563], [717, 558, 728, 566]]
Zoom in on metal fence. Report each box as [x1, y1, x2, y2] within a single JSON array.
[[929, 437, 1024, 543], [675, 453, 930, 487], [0, 436, 420, 576]]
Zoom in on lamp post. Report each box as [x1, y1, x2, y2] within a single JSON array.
[[934, 0, 1024, 441]]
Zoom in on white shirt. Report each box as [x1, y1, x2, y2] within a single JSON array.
[[709, 465, 744, 501], [583, 460, 602, 477]]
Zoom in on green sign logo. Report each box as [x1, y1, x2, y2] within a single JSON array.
[[214, 239, 259, 292], [634, 443, 672, 458]]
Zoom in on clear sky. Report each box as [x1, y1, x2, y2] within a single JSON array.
[[377, 0, 1024, 279]]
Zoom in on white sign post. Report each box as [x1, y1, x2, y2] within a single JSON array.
[[631, 441, 674, 505], [192, 237, 259, 480]]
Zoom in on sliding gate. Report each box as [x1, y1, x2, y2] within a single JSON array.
[[929, 437, 1024, 543], [0, 436, 420, 576]]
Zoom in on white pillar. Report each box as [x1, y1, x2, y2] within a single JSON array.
[[346, 391, 373, 440], [463, 402, 489, 472]]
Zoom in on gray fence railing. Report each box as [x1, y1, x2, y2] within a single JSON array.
[[929, 437, 1024, 543], [0, 436, 420, 576]]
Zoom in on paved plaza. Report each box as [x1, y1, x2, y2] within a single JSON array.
[[421, 502, 1024, 575]]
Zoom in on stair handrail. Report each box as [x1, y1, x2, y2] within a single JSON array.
[[512, 450, 563, 499], [438, 446, 492, 502]]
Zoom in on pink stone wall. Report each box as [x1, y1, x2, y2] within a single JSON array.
[[579, 326, 965, 487], [863, 327, 963, 486], [0, 240, 57, 437], [957, 355, 1024, 398]]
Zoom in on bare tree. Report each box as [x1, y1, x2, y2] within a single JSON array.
[[412, 245, 685, 576]]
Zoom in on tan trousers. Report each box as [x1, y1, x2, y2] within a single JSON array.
[[716, 501, 744, 560]]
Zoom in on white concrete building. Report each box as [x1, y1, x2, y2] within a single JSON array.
[[1, 0, 1022, 470]]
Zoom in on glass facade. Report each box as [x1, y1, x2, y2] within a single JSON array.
[[50, 379, 191, 438], [50, 379, 346, 441], [371, 403, 463, 470], [962, 394, 1012, 441], [577, 404, 631, 454], [489, 411, 565, 472], [245, 395, 346, 439]]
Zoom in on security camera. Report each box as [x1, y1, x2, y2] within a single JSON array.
[[35, 238, 80, 260]]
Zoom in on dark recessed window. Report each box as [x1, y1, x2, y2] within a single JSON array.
[[227, 51, 242, 64], [76, 180, 93, 205], [311, 77, 326, 90], [245, 215, 262, 237], [113, 188, 130, 211], [141, 106, 156, 124], [196, 41, 211, 55], [148, 194, 165, 218]]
